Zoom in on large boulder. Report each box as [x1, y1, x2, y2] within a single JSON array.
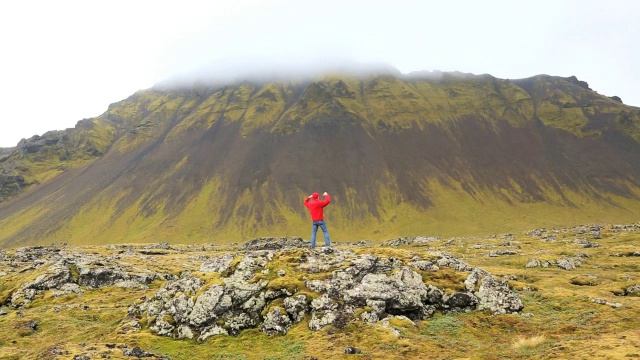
[[24, 261, 73, 290], [10, 260, 74, 306], [465, 268, 523, 314], [442, 292, 478, 313], [136, 251, 275, 339], [75, 261, 159, 289], [344, 267, 441, 319]]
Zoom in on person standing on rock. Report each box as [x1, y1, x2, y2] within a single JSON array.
[[304, 192, 331, 248]]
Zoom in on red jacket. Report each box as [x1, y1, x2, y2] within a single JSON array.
[[304, 194, 331, 221]]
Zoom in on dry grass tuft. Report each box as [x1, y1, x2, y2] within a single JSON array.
[[512, 335, 548, 349]]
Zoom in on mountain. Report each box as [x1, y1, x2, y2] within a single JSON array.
[[1, 70, 640, 247]]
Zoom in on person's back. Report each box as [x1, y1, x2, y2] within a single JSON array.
[[304, 193, 330, 220], [304, 192, 331, 247]]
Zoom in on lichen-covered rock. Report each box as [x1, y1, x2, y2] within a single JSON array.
[[261, 307, 292, 335], [437, 256, 473, 271], [557, 257, 582, 270], [188, 285, 226, 326], [139, 275, 204, 337], [113, 280, 149, 290], [142, 242, 173, 250], [526, 259, 554, 268], [9, 261, 73, 306], [442, 292, 478, 313], [233, 251, 274, 278], [385, 236, 441, 247], [52, 283, 84, 297], [408, 260, 439, 272], [298, 248, 353, 273], [284, 295, 309, 322], [626, 284, 640, 296], [118, 321, 142, 334], [76, 262, 130, 288], [24, 261, 73, 290], [308, 294, 344, 330], [135, 251, 273, 339], [465, 268, 523, 314], [239, 237, 308, 251], [525, 259, 541, 268], [198, 325, 228, 341], [122, 346, 159, 358], [345, 267, 441, 320], [360, 299, 386, 322], [10, 288, 38, 307], [10, 246, 61, 263], [126, 249, 522, 338], [592, 298, 623, 308], [176, 325, 194, 340], [225, 312, 260, 335], [9, 255, 161, 307], [149, 315, 175, 337], [199, 254, 234, 273]]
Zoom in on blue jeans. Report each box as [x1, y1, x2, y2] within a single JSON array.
[[310, 220, 330, 247]]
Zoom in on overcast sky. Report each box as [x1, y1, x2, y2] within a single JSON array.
[[0, 0, 638, 147]]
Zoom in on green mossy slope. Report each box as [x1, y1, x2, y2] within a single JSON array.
[[0, 72, 639, 247]]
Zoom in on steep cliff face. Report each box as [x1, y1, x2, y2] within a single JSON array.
[[1, 72, 640, 247]]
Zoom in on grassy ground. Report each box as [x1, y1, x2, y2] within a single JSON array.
[[0, 224, 639, 359]]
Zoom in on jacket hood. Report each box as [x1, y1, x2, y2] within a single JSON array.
[[312, 192, 319, 199]]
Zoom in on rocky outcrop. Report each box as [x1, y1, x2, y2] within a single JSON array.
[[384, 236, 441, 247], [0, 128, 108, 203], [525, 256, 583, 270], [238, 237, 308, 251], [2, 243, 523, 340], [0, 173, 25, 202], [126, 246, 523, 339], [6, 246, 165, 307], [464, 268, 524, 314], [525, 259, 554, 268], [130, 251, 277, 341]]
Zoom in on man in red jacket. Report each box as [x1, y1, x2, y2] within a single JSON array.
[[304, 191, 331, 248]]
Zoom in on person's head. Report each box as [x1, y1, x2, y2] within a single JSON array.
[[312, 192, 319, 199]]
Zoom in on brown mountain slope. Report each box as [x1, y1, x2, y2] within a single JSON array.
[[1, 72, 639, 247]]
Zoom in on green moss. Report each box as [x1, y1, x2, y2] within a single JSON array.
[[67, 264, 80, 281]]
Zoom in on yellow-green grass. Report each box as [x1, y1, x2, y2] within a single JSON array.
[[5, 166, 639, 249]]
